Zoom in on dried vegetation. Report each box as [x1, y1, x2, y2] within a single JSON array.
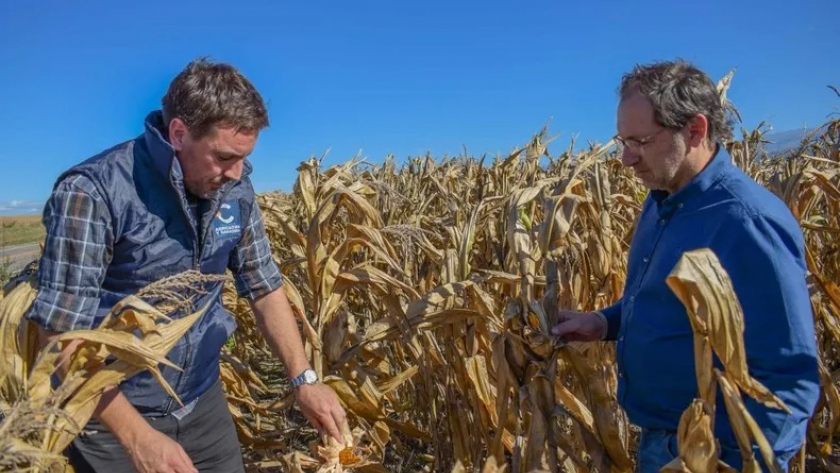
[[1, 76, 840, 473]]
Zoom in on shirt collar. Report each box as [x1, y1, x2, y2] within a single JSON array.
[[651, 142, 731, 216]]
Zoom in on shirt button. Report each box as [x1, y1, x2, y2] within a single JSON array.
[[678, 203, 684, 209], [629, 295, 635, 302], [643, 256, 650, 263], [619, 336, 624, 342], [659, 219, 666, 225]]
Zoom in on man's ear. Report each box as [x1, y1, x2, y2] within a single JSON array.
[[168, 118, 189, 151], [686, 113, 709, 148]]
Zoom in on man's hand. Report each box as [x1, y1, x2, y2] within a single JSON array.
[[249, 287, 348, 443], [294, 383, 348, 444], [122, 426, 197, 473], [551, 310, 607, 343]]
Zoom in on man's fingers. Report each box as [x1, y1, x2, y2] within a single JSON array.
[[555, 309, 579, 323], [308, 415, 323, 435], [332, 406, 348, 441], [172, 459, 197, 473], [320, 413, 343, 444], [176, 446, 197, 473], [332, 401, 347, 428], [551, 319, 579, 337], [298, 385, 350, 444]]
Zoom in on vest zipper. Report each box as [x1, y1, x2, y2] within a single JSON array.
[[166, 185, 233, 413], [165, 188, 200, 414]]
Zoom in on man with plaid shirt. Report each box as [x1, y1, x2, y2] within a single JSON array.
[[24, 58, 346, 473]]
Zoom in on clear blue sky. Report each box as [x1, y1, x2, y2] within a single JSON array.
[[1, 0, 838, 215]]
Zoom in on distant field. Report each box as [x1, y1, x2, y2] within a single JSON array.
[[0, 214, 45, 247]]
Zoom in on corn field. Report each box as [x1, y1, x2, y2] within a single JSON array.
[[1, 77, 840, 473]]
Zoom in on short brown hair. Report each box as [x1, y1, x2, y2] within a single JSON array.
[[161, 57, 269, 139], [619, 59, 734, 143]]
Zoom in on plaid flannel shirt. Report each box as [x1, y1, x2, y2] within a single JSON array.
[[26, 173, 283, 333]]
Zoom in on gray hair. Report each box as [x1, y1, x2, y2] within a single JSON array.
[[619, 59, 734, 143]]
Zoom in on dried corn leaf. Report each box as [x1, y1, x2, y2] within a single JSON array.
[[665, 248, 789, 412], [661, 399, 718, 473], [717, 370, 783, 473], [0, 279, 37, 401]]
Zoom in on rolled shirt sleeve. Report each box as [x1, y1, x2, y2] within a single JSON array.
[[227, 198, 284, 300], [24, 174, 113, 332]]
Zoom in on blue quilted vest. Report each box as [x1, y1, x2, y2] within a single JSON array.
[[53, 110, 258, 414]]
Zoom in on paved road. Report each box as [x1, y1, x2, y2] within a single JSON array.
[[0, 243, 40, 274]]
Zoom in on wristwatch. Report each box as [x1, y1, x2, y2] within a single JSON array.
[[291, 369, 319, 388]]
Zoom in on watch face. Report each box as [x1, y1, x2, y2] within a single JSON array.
[[304, 370, 318, 384]]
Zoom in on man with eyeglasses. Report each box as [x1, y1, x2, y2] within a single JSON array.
[[552, 59, 819, 472]]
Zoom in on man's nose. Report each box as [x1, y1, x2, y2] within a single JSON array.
[[620, 147, 640, 167], [223, 160, 244, 181]]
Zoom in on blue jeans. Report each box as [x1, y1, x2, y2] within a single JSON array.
[[636, 429, 679, 473]]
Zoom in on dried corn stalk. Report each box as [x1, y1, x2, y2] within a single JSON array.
[[664, 248, 789, 473], [3, 71, 839, 473], [0, 271, 220, 472]]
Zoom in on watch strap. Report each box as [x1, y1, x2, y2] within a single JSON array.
[[291, 368, 317, 388]]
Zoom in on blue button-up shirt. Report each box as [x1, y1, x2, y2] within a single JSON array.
[[601, 145, 820, 469]]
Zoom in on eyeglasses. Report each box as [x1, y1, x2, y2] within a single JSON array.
[[614, 127, 669, 153]]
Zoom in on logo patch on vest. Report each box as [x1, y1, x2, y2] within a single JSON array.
[[214, 201, 242, 240]]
